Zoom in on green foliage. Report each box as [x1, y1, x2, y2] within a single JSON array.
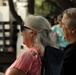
[[34, 0, 50, 16]]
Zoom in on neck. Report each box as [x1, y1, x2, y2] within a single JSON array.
[[26, 41, 34, 48], [68, 35, 76, 44]]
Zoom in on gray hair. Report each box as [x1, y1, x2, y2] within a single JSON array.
[[24, 15, 58, 51], [62, 8, 76, 28]]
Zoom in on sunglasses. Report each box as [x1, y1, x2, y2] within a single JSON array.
[[21, 26, 31, 32]]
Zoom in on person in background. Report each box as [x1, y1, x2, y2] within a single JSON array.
[[51, 16, 59, 26], [51, 14, 69, 50], [5, 15, 58, 75], [60, 8, 76, 75]]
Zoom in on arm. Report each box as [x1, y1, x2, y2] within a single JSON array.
[[5, 50, 33, 75], [5, 68, 26, 75]]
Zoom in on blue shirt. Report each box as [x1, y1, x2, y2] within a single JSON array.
[[51, 24, 69, 48]]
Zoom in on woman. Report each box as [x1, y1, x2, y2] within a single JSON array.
[[5, 15, 58, 75]]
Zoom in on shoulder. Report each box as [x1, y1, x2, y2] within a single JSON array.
[[64, 42, 76, 59], [65, 41, 76, 51], [21, 47, 38, 59]]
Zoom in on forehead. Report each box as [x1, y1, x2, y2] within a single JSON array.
[[62, 14, 68, 21], [62, 14, 69, 25]]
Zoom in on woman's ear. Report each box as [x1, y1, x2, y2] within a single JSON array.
[[30, 30, 37, 37]]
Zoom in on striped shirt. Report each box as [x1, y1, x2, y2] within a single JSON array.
[[5, 47, 42, 75]]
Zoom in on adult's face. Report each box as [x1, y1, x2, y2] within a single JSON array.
[[21, 26, 36, 48], [60, 14, 72, 42]]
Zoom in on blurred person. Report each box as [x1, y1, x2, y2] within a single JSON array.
[[53, 16, 58, 25], [60, 8, 76, 75], [51, 16, 59, 26], [5, 15, 59, 75], [51, 14, 69, 50]]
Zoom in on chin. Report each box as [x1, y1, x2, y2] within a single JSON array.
[[64, 36, 69, 42], [64, 37, 67, 40], [63, 36, 66, 39], [64, 37, 66, 39]]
